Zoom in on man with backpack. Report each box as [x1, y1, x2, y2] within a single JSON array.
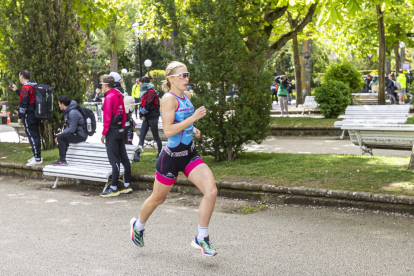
[[52, 95, 88, 166], [10, 69, 42, 166], [99, 75, 132, 197]]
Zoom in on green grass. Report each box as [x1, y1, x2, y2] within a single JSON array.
[[235, 205, 268, 215], [2, 143, 414, 196], [269, 117, 340, 128]]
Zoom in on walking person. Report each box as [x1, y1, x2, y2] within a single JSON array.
[[52, 95, 88, 166], [10, 69, 42, 166], [130, 61, 218, 257], [275, 75, 289, 117], [132, 78, 140, 119], [397, 70, 407, 105], [135, 76, 162, 162], [93, 88, 103, 121], [99, 75, 132, 197]]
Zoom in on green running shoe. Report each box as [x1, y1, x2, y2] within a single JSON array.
[[191, 236, 217, 257], [130, 218, 145, 247]]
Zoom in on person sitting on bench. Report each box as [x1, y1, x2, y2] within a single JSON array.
[[52, 95, 88, 166]]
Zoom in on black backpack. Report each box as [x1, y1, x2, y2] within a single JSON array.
[[34, 84, 53, 119], [76, 106, 96, 136]]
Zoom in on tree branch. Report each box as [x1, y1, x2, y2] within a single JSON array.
[[268, 3, 318, 53]]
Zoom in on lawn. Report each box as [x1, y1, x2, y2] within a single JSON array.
[[269, 117, 339, 128], [1, 142, 414, 196]]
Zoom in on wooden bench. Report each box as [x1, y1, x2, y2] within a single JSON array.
[[334, 105, 411, 139], [8, 122, 28, 143], [297, 96, 319, 115], [135, 121, 167, 148], [341, 123, 414, 155], [43, 142, 136, 192]]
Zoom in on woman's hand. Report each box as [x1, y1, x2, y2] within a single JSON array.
[[192, 106, 206, 121], [193, 127, 201, 138]]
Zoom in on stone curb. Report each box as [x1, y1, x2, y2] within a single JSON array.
[[2, 162, 414, 210]]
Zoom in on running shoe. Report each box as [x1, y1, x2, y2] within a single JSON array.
[[26, 158, 43, 167], [27, 156, 43, 163], [52, 160, 68, 166], [99, 188, 120, 197], [191, 236, 217, 257], [120, 186, 133, 194], [130, 218, 145, 247]]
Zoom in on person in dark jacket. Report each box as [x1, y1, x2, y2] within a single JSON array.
[[386, 74, 398, 104], [135, 76, 162, 162], [10, 69, 42, 166], [364, 75, 372, 93], [53, 95, 88, 166]]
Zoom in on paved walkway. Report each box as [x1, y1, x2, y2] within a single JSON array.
[[1, 120, 411, 158]]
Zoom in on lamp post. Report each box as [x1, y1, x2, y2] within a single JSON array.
[[144, 59, 152, 76], [132, 22, 143, 77]]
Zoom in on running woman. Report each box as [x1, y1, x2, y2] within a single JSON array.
[[130, 61, 218, 257]]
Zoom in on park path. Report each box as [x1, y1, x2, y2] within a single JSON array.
[[1, 176, 414, 276]]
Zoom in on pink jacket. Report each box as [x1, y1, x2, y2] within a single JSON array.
[[102, 88, 126, 135]]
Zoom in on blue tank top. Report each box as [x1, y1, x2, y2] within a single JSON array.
[[166, 92, 194, 149]]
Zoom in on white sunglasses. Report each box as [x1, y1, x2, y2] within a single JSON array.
[[167, 72, 190, 79]]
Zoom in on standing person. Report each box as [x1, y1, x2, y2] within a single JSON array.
[[130, 61, 218, 257], [132, 78, 140, 119], [386, 74, 398, 104], [397, 70, 407, 105], [135, 76, 162, 162], [93, 88, 103, 121], [10, 69, 42, 166], [52, 95, 88, 166], [99, 75, 132, 197], [364, 75, 372, 93], [109, 72, 125, 95], [270, 81, 278, 104], [275, 75, 289, 117]]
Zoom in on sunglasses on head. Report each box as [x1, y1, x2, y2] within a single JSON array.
[[168, 72, 190, 79]]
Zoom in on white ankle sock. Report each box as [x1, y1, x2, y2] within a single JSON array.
[[136, 218, 146, 231], [124, 183, 130, 188], [197, 225, 208, 239], [110, 185, 117, 191]]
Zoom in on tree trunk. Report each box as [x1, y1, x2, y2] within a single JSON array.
[[377, 5, 386, 105], [110, 51, 118, 72], [394, 24, 400, 75], [385, 53, 391, 76], [40, 121, 55, 150], [292, 33, 302, 106], [301, 38, 312, 100], [93, 72, 100, 91]]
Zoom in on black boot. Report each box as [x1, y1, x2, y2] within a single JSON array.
[[133, 151, 140, 162]]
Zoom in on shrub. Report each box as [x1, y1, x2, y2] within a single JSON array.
[[314, 80, 351, 118], [323, 62, 363, 92], [149, 70, 166, 97]]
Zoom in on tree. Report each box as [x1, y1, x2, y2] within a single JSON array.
[[188, 0, 271, 161], [1, 0, 87, 149]]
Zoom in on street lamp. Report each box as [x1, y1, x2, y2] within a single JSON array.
[[132, 22, 144, 77], [144, 59, 152, 76], [121, 68, 128, 74]]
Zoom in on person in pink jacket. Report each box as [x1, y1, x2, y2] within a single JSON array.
[[99, 75, 132, 197]]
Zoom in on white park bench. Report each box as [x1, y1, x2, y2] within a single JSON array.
[[341, 123, 414, 155], [297, 96, 319, 115], [8, 122, 28, 143], [43, 142, 136, 192], [351, 93, 378, 105], [334, 105, 411, 139], [135, 121, 167, 148]]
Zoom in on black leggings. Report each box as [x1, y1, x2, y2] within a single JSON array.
[[139, 117, 162, 155], [57, 132, 87, 161], [106, 130, 131, 187]]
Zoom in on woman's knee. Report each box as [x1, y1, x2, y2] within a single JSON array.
[[203, 184, 218, 200], [150, 193, 167, 206]]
